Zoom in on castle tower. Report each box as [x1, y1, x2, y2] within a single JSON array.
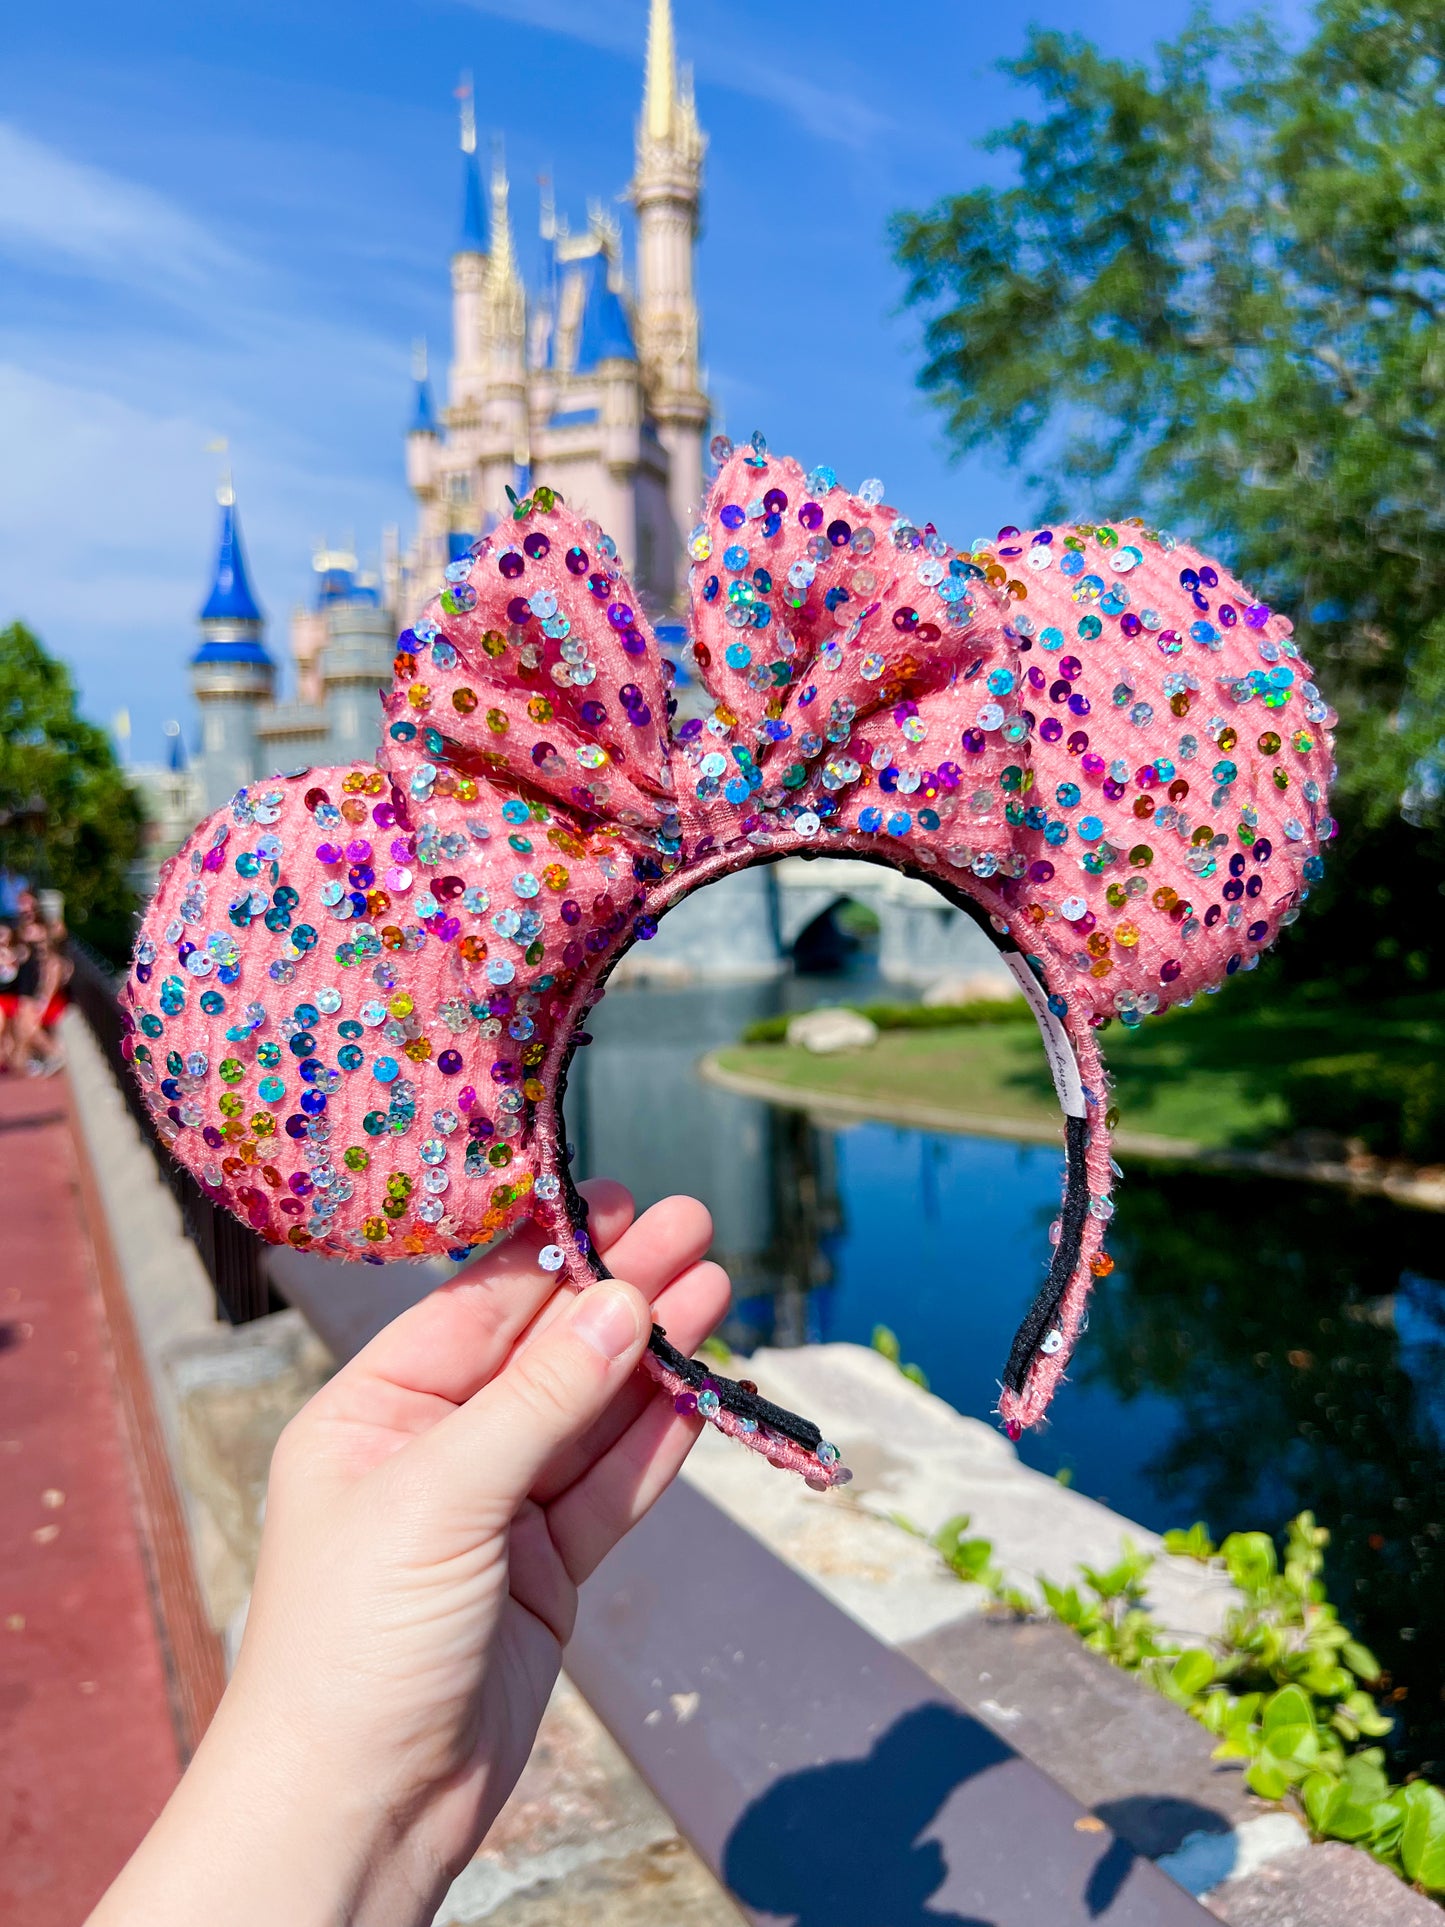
[[450, 78, 490, 407], [484, 147, 529, 476], [406, 337, 440, 494], [190, 477, 273, 810], [631, 0, 709, 566], [318, 552, 394, 768]]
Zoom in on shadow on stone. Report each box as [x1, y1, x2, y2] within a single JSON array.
[[1084, 1795, 1231, 1915], [721, 1703, 1000, 1927], [1094, 1792, 1231, 1859]]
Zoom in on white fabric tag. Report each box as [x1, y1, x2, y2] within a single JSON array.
[[1003, 952, 1088, 1120]]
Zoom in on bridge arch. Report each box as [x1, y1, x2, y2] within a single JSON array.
[[611, 853, 1017, 992]]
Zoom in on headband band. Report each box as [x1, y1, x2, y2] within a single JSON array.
[[125, 436, 1333, 1487]]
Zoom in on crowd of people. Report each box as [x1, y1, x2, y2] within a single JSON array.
[[0, 887, 70, 1076]]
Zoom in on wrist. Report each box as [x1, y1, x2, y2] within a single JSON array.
[[91, 1683, 448, 1927]]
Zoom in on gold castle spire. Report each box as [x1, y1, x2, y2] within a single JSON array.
[[489, 137, 517, 287], [643, 0, 677, 145]]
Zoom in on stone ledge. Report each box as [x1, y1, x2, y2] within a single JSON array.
[[906, 1614, 1266, 1853], [684, 1340, 1236, 1643], [434, 1676, 741, 1927], [684, 1342, 1439, 1924], [1205, 1837, 1441, 1926]]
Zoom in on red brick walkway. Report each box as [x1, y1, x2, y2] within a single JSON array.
[[0, 1070, 191, 1924]]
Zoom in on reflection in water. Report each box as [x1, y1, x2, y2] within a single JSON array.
[[565, 979, 842, 1345], [1097, 1172, 1445, 1774], [570, 983, 1445, 1773]]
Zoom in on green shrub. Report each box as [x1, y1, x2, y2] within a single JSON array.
[[740, 997, 1031, 1046], [926, 1509, 1445, 1893], [870, 1323, 930, 1392]]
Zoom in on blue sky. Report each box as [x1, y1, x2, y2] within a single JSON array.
[[0, 0, 1305, 761]]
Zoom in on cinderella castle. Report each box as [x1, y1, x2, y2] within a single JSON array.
[[175, 0, 709, 821]]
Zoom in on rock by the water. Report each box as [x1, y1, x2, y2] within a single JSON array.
[[921, 972, 1020, 1007], [785, 1007, 880, 1055]]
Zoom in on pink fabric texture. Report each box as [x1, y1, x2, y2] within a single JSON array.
[[126, 436, 1334, 1474]]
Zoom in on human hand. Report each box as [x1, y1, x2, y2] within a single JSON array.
[[91, 1181, 729, 1927]]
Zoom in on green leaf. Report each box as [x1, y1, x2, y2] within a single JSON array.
[[1222, 1532, 1278, 1597], [947, 1538, 998, 1584], [1170, 1649, 1216, 1699], [1080, 1541, 1153, 1601], [931, 1515, 973, 1560], [1308, 1757, 1392, 1843], [1356, 1707, 1396, 1740], [1342, 1757, 1391, 1804], [1368, 1798, 1405, 1857], [1162, 1522, 1216, 1562], [1303, 1770, 1339, 1833], [1262, 1686, 1315, 1739], [871, 1324, 902, 1365], [1039, 1578, 1087, 1626], [1192, 1688, 1232, 1735], [1247, 1750, 1294, 1801], [1343, 1640, 1382, 1683], [1397, 1782, 1445, 1892]]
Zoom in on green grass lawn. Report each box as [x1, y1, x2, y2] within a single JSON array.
[[712, 989, 1445, 1158]]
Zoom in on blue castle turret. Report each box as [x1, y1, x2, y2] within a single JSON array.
[[190, 481, 275, 809], [459, 137, 489, 255]]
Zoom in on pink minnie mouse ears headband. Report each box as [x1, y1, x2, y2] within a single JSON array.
[[126, 434, 1334, 1488]]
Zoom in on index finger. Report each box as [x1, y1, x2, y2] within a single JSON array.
[[312, 1177, 638, 1416]]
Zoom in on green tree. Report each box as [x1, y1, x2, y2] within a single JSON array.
[[0, 621, 143, 962], [893, 0, 1445, 989]]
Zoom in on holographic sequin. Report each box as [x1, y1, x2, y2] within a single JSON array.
[[127, 439, 1332, 1480]]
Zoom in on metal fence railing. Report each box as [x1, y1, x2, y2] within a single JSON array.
[[66, 942, 276, 1327]]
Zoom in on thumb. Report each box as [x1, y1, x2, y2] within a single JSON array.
[[418, 1281, 652, 1520]]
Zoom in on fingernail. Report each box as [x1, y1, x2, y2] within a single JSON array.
[[569, 1285, 642, 1361]]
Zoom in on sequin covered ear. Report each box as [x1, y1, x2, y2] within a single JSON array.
[[125, 442, 1334, 1484], [675, 442, 1333, 1428]]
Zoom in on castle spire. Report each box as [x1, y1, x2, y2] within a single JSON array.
[[409, 337, 439, 436], [643, 0, 678, 146], [190, 469, 273, 810], [632, 0, 709, 581], [450, 74, 490, 401], [456, 72, 488, 255], [198, 481, 265, 634], [488, 138, 518, 293], [484, 136, 528, 461]]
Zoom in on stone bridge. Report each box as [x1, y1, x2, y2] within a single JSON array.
[[615, 854, 1014, 991]]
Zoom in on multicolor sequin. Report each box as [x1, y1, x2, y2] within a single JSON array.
[[126, 435, 1333, 1468]]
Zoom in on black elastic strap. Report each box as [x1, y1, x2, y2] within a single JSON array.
[[1002, 1111, 1092, 1393], [647, 1326, 825, 1452]]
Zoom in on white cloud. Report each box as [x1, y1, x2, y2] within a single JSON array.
[[0, 119, 241, 295], [0, 118, 414, 755], [0, 357, 407, 758]]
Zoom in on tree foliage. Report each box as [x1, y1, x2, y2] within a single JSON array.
[[0, 621, 143, 961], [893, 0, 1445, 988]]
